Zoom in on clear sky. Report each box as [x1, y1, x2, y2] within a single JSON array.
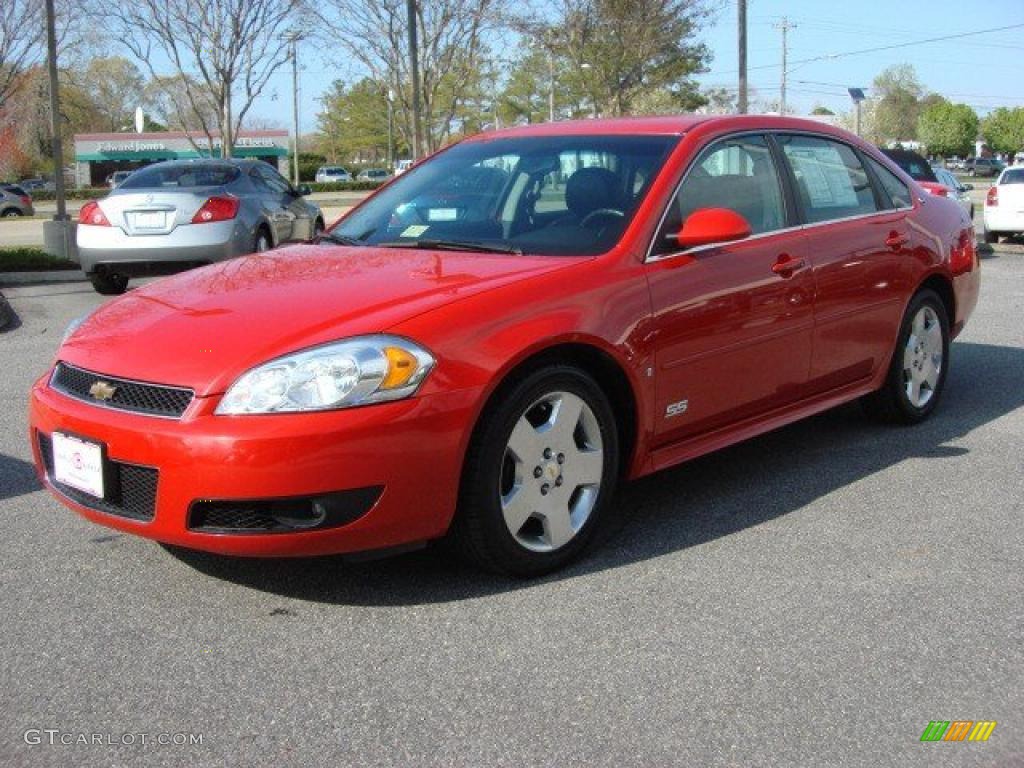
[[243, 0, 1024, 132], [693, 0, 1024, 116]]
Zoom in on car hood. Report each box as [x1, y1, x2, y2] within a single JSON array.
[[61, 244, 577, 397]]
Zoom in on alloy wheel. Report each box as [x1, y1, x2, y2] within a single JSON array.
[[902, 305, 943, 408], [499, 391, 604, 552]]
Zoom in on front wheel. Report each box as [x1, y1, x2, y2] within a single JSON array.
[[449, 365, 620, 577], [861, 289, 949, 424]]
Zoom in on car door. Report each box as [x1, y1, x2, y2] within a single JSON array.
[[251, 164, 296, 242], [776, 134, 912, 395], [645, 133, 814, 445]]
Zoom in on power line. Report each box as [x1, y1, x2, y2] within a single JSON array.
[[714, 21, 1024, 75]]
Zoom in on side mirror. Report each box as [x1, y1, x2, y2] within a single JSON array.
[[669, 207, 752, 249], [298, 184, 312, 196]]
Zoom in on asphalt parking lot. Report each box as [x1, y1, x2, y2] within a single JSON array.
[[0, 250, 1022, 766]]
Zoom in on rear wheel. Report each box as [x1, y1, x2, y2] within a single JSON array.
[[1, 208, 21, 217], [449, 365, 620, 577], [862, 288, 949, 424], [89, 271, 129, 295]]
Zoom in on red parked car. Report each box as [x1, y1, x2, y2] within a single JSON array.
[[29, 116, 980, 576]]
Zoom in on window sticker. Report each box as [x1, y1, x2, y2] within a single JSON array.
[[788, 147, 859, 208], [427, 208, 458, 221], [400, 225, 430, 238]]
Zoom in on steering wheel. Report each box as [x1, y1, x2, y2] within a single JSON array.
[[580, 208, 625, 227]]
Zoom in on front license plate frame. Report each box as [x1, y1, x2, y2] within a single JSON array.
[[52, 431, 107, 499]]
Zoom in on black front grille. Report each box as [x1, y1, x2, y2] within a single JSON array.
[[50, 362, 193, 418], [38, 433, 158, 522]]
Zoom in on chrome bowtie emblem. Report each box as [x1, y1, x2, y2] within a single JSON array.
[[89, 380, 117, 401]]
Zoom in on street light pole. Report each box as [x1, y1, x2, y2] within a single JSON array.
[[290, 37, 300, 186], [407, 0, 422, 160], [44, 0, 66, 223], [548, 49, 555, 122], [738, 0, 748, 114], [387, 88, 395, 170]]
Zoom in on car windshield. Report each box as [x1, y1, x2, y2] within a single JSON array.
[[119, 163, 241, 189], [1002, 168, 1024, 184], [330, 134, 678, 256]]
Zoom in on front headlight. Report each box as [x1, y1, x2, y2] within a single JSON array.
[[216, 335, 435, 415]]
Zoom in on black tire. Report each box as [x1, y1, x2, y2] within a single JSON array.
[[254, 227, 272, 253], [984, 229, 998, 244], [313, 218, 325, 239], [861, 288, 950, 424], [448, 365, 620, 577], [1, 208, 21, 217], [89, 272, 129, 295]]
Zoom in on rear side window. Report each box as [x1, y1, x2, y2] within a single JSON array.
[[120, 164, 240, 189], [1001, 168, 1024, 185], [778, 135, 879, 223], [866, 157, 913, 208]]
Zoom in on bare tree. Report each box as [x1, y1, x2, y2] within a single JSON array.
[[110, 0, 301, 155], [0, 0, 45, 109], [318, 0, 506, 154]]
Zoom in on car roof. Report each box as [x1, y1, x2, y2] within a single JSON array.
[[473, 114, 855, 141]]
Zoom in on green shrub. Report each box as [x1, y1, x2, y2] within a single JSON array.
[[27, 188, 109, 202], [305, 180, 384, 193], [0, 247, 78, 271]]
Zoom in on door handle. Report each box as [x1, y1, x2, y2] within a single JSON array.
[[771, 253, 805, 276], [885, 231, 908, 249]]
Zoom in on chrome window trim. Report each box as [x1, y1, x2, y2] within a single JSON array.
[[645, 128, 914, 264]]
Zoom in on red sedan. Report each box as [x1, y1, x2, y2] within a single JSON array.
[[29, 116, 980, 576]]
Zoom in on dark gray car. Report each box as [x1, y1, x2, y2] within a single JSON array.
[[75, 159, 324, 294]]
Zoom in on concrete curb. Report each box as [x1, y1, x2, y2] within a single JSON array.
[[0, 270, 86, 287]]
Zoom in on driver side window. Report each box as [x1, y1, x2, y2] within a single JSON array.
[[657, 134, 786, 252]]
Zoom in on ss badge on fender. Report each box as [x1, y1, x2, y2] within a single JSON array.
[[665, 399, 689, 418]]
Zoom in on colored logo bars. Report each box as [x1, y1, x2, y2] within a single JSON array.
[[920, 721, 997, 742]]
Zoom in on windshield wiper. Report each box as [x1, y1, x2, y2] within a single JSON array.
[[377, 238, 523, 255], [316, 232, 364, 247]]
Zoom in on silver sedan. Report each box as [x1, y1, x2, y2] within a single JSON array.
[[75, 159, 324, 294]]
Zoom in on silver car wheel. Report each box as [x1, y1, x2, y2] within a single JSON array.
[[499, 390, 604, 553], [902, 305, 943, 408], [255, 232, 271, 252]]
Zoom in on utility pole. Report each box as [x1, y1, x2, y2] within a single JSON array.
[[407, 0, 422, 160], [774, 17, 796, 115], [290, 36, 300, 186], [737, 0, 747, 114]]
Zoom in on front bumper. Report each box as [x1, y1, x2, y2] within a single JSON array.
[[29, 374, 481, 557]]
